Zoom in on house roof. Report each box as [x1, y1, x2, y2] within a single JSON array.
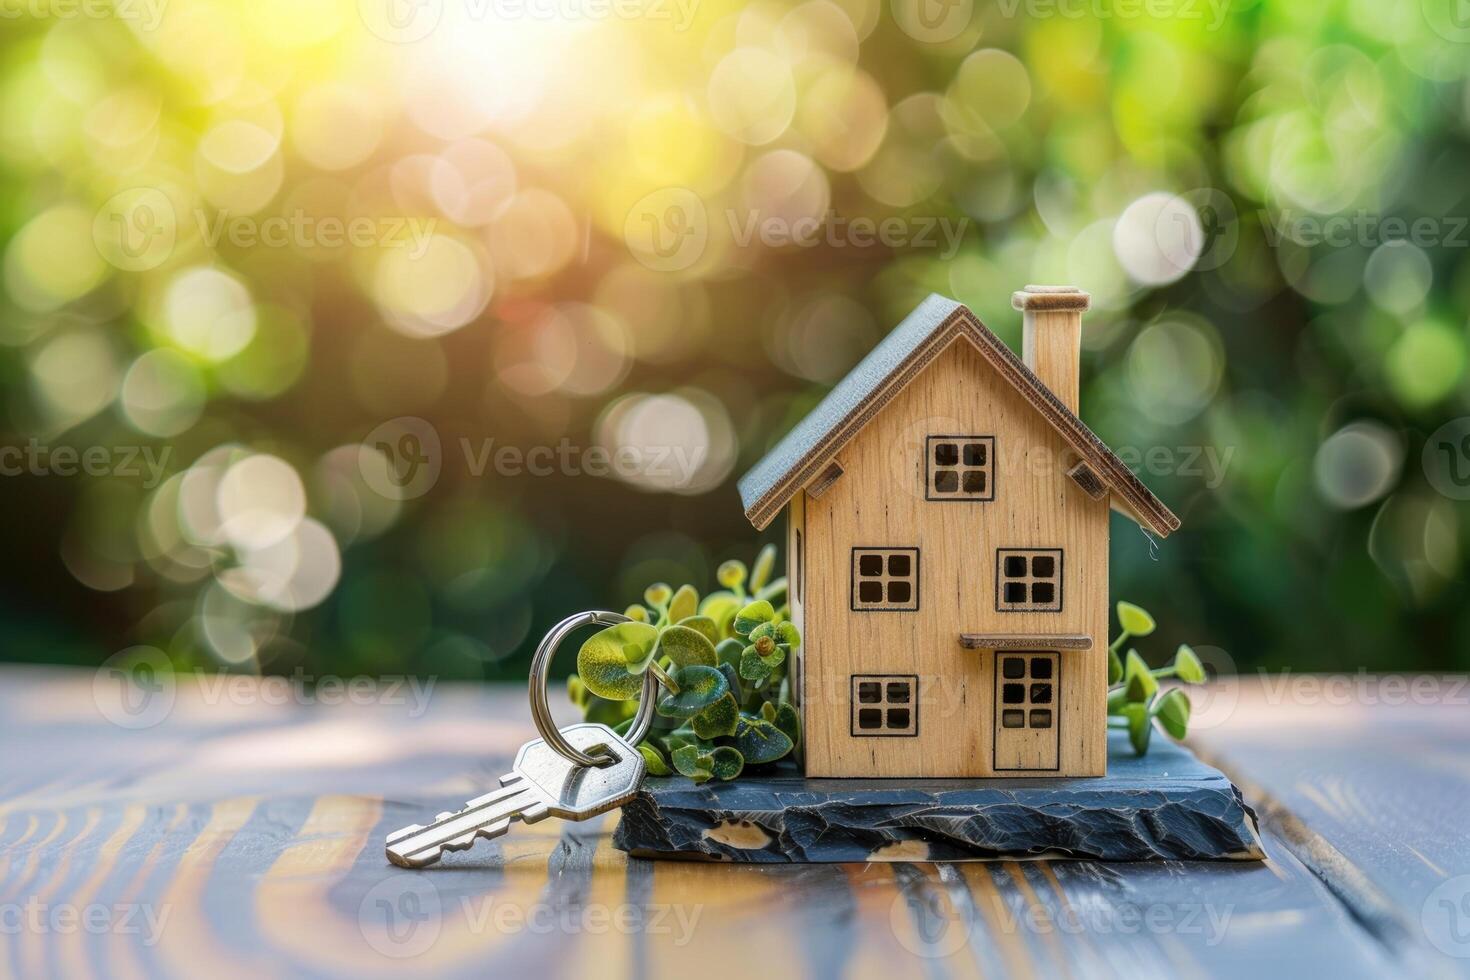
[[736, 294, 1181, 537]]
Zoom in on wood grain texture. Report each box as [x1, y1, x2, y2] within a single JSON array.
[[1, 666, 1466, 980], [800, 338, 1109, 778]]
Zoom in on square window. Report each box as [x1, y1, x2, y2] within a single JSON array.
[[1002, 683, 1025, 704], [1002, 657, 1026, 679], [1031, 683, 1052, 704], [1001, 709, 1024, 729], [1029, 709, 1052, 729], [852, 675, 918, 736], [996, 549, 1063, 612], [1030, 658, 1052, 680], [852, 548, 918, 611], [926, 436, 994, 501]]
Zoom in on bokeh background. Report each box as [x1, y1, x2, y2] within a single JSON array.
[[2, 0, 1469, 684]]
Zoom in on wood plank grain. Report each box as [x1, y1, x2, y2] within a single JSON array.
[[0, 667, 1454, 979]]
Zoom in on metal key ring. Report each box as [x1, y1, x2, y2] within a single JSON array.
[[528, 610, 660, 767]]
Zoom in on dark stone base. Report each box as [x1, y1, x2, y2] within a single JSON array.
[[613, 732, 1263, 863]]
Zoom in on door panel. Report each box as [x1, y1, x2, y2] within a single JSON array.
[[993, 651, 1059, 771]]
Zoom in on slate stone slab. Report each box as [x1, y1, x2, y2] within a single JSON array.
[[613, 732, 1263, 863]]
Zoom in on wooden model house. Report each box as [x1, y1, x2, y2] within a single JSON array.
[[737, 287, 1180, 778]]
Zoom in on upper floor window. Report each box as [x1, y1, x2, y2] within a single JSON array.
[[996, 548, 1063, 612], [851, 547, 919, 612], [926, 435, 995, 501]]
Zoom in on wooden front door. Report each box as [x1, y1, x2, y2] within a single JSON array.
[[993, 651, 1059, 771]]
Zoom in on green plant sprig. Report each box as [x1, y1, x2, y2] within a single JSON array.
[[1106, 600, 1208, 755], [569, 544, 801, 783]]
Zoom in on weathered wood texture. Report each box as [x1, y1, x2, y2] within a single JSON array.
[[1, 667, 1467, 979]]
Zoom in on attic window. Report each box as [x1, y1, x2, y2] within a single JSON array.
[[996, 548, 1063, 612], [851, 547, 919, 612], [926, 436, 995, 501]]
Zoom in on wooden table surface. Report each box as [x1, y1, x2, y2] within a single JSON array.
[[2, 666, 1468, 980]]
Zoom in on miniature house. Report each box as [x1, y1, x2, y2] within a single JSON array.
[[736, 288, 1179, 778]]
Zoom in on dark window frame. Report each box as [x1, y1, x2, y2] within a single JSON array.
[[850, 547, 920, 612], [849, 674, 919, 737], [925, 435, 997, 502], [995, 548, 1064, 613]]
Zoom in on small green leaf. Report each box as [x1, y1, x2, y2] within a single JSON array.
[[1106, 687, 1129, 714], [623, 604, 650, 623], [1107, 648, 1124, 685], [668, 584, 699, 622], [677, 615, 721, 646], [1123, 650, 1158, 703], [577, 622, 660, 700], [1174, 645, 1206, 684], [776, 621, 800, 648], [709, 745, 744, 780], [656, 665, 729, 719], [691, 691, 740, 738], [760, 702, 776, 723], [567, 674, 587, 708], [1153, 689, 1191, 739], [1122, 702, 1152, 755], [658, 625, 718, 669], [734, 715, 794, 764], [715, 638, 744, 671], [584, 694, 637, 728], [671, 744, 713, 783], [750, 544, 777, 592], [697, 592, 741, 633], [739, 644, 785, 684], [772, 702, 801, 746], [638, 743, 673, 776], [717, 560, 747, 590], [716, 661, 744, 704], [734, 599, 775, 637], [1116, 601, 1156, 637]]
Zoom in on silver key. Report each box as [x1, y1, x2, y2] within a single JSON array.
[[385, 722, 645, 868]]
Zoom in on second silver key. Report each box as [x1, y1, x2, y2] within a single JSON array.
[[385, 722, 645, 868]]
